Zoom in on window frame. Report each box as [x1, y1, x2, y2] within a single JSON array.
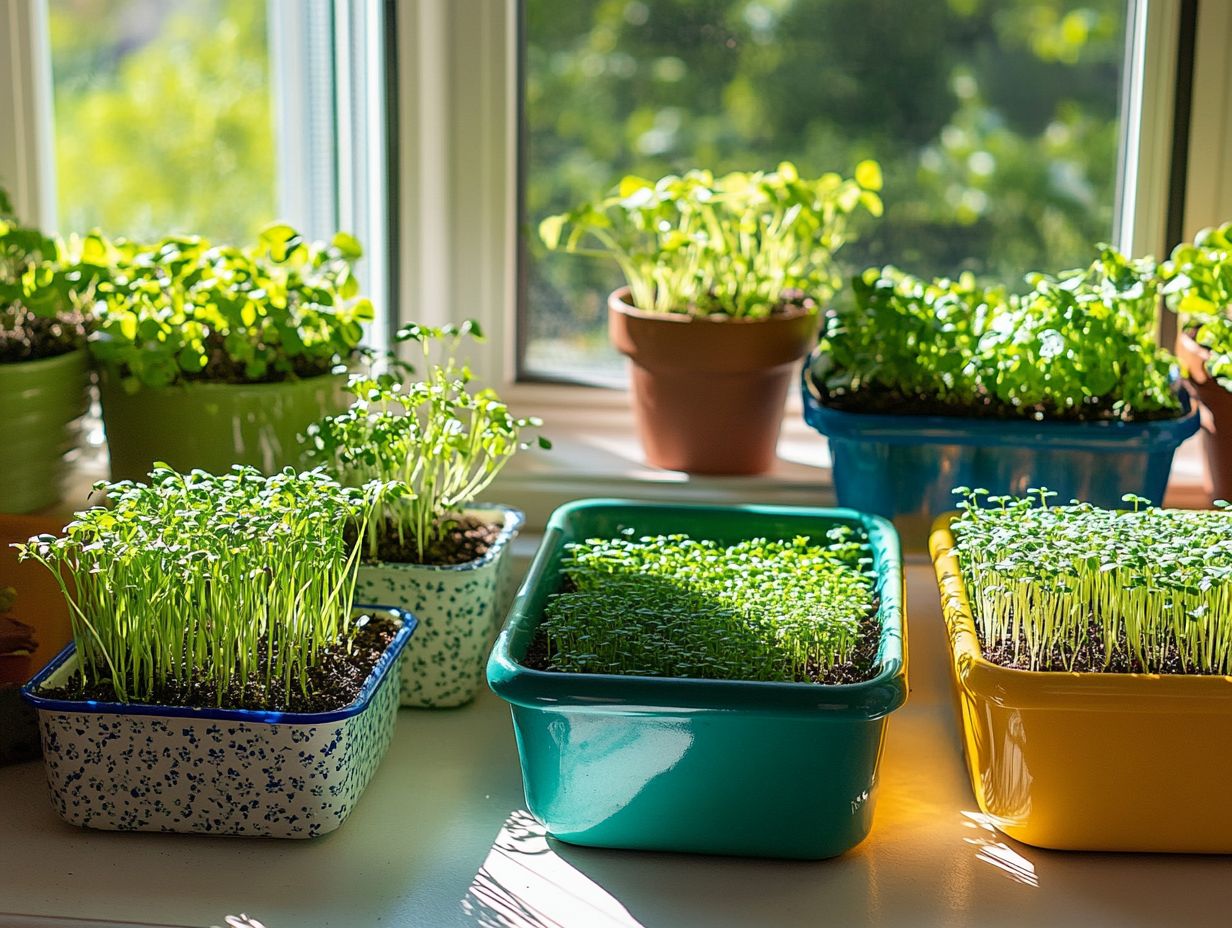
[[384, 0, 1213, 527], [1, 0, 1220, 525], [396, 1, 1191, 385], [1, 0, 396, 350]]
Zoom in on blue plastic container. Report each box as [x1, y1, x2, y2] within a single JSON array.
[[487, 499, 907, 860], [802, 364, 1200, 540]]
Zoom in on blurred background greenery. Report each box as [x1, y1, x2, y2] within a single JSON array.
[[48, 0, 273, 243], [42, 0, 1128, 383], [522, 0, 1128, 381]]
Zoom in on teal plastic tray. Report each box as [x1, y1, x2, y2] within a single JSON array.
[[487, 499, 907, 859]]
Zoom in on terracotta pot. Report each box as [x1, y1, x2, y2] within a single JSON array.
[[1176, 331, 1232, 501], [608, 289, 819, 475]]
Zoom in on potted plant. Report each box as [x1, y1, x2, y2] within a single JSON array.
[[540, 162, 883, 475], [804, 246, 1198, 541], [0, 189, 91, 513], [79, 223, 372, 480], [17, 465, 416, 837], [1161, 223, 1232, 502], [304, 322, 547, 708], [487, 499, 907, 859], [931, 489, 1232, 852]]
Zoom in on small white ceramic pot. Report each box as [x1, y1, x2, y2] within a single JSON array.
[[21, 607, 414, 838], [356, 506, 524, 708]]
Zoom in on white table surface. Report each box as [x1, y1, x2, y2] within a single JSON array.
[[2, 563, 1230, 928]]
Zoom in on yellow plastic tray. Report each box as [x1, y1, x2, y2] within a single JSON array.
[[931, 514, 1232, 853]]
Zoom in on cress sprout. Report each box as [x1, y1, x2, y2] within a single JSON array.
[[304, 322, 547, 563], [541, 528, 877, 682], [16, 466, 380, 706], [540, 161, 883, 318], [952, 488, 1232, 674], [77, 223, 372, 390], [814, 246, 1180, 421]]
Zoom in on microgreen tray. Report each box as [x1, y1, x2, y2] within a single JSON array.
[[487, 499, 907, 859], [22, 605, 415, 838], [931, 518, 1232, 852]]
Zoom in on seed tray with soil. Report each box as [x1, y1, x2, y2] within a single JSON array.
[[23, 607, 414, 838], [931, 499, 1232, 853], [489, 500, 907, 860]]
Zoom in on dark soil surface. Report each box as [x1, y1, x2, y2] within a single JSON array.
[[184, 341, 337, 384], [521, 604, 884, 686], [813, 379, 1180, 424], [38, 614, 400, 713], [365, 515, 502, 566], [0, 308, 86, 363], [980, 619, 1216, 674]]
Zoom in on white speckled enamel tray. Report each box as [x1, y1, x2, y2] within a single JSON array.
[[21, 607, 414, 839], [356, 506, 523, 708]]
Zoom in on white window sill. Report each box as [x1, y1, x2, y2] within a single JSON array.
[[484, 394, 1213, 532], [43, 400, 1211, 530]]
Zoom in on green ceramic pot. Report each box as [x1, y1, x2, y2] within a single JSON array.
[[487, 499, 907, 859], [0, 350, 90, 513], [100, 371, 346, 481]]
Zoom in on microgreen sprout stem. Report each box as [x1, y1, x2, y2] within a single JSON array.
[[951, 488, 1232, 674], [305, 321, 547, 562], [16, 465, 379, 706], [542, 527, 877, 682]]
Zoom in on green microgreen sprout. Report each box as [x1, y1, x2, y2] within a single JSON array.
[[814, 245, 1181, 421], [540, 160, 883, 318], [541, 527, 877, 682], [1160, 222, 1232, 389], [304, 321, 548, 563], [15, 465, 382, 707], [951, 487, 1232, 674], [0, 187, 90, 363], [76, 223, 373, 389]]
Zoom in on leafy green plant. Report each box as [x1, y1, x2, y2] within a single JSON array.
[[539, 161, 883, 318], [813, 245, 1180, 421], [16, 465, 378, 706], [951, 488, 1232, 674], [541, 528, 876, 682], [79, 223, 373, 390], [0, 190, 88, 364], [304, 322, 547, 563], [1161, 222, 1232, 389]]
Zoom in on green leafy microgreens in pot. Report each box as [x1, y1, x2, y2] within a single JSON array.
[[814, 246, 1180, 421], [304, 321, 548, 563], [77, 223, 373, 390], [16, 465, 382, 707], [0, 190, 89, 364], [951, 487, 1232, 674], [540, 161, 883, 319], [541, 527, 877, 683], [1160, 222, 1232, 389]]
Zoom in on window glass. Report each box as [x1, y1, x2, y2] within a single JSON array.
[[520, 0, 1129, 385], [48, 0, 275, 241]]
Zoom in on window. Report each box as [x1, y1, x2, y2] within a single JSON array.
[[4, 0, 393, 348], [518, 0, 1133, 386], [47, 0, 277, 242]]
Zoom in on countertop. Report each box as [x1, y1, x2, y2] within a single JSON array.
[[1, 563, 1230, 928]]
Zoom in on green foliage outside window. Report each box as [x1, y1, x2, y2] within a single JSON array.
[[49, 0, 274, 242], [526, 0, 1128, 368]]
